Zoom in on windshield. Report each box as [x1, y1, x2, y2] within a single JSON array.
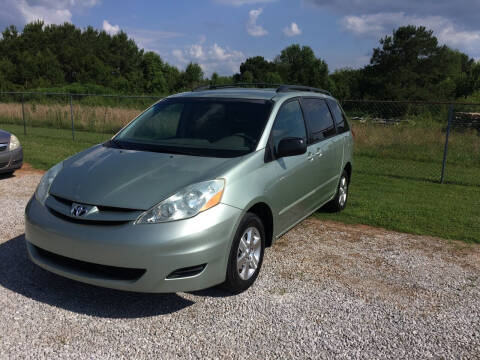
[[111, 97, 273, 157]]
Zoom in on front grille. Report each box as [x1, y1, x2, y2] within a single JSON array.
[[0, 162, 8, 168], [0, 143, 7, 152], [47, 207, 129, 226], [33, 244, 146, 281], [46, 195, 141, 225], [51, 194, 139, 213], [167, 264, 207, 279]]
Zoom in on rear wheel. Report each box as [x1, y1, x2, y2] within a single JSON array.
[[223, 213, 265, 294], [325, 170, 349, 212]]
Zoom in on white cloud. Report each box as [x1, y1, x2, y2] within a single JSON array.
[[172, 49, 188, 63], [18, 1, 72, 24], [340, 12, 480, 57], [126, 28, 184, 54], [0, 0, 100, 28], [209, 43, 244, 61], [283, 22, 302, 37], [246, 8, 268, 37], [170, 38, 245, 76], [102, 20, 119, 35], [215, 0, 276, 6], [189, 44, 206, 60]]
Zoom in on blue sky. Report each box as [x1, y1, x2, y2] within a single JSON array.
[[1, 0, 480, 76]]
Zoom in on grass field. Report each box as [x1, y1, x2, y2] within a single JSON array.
[[1, 122, 479, 243], [0, 102, 146, 134]]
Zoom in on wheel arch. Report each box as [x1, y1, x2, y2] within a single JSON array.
[[344, 162, 352, 183], [246, 202, 274, 248]]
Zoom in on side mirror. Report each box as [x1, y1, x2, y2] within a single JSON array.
[[276, 137, 307, 158]]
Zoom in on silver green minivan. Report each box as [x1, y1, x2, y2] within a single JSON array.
[[25, 85, 353, 294]]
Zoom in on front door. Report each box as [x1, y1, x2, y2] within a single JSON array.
[[264, 99, 319, 234]]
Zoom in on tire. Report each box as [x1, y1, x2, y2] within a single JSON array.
[[325, 169, 349, 213], [223, 213, 265, 294]]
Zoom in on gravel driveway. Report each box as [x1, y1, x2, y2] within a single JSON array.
[[1, 168, 479, 359]]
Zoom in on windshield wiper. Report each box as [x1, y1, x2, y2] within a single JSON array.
[[148, 146, 198, 156], [104, 139, 124, 149]]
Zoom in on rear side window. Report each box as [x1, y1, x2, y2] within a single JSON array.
[[271, 100, 307, 153], [327, 99, 350, 134], [301, 98, 336, 143]]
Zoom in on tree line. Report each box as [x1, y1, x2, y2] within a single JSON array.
[[1, 21, 479, 101]]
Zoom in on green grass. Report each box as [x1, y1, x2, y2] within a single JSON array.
[[2, 124, 111, 169], [2, 123, 479, 243], [316, 171, 480, 243]]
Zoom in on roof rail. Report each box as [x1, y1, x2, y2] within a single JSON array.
[[276, 85, 331, 96], [194, 83, 282, 91], [193, 83, 332, 96]]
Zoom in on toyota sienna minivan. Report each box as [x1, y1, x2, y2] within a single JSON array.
[[25, 84, 353, 294]]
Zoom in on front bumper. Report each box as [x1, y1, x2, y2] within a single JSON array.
[[25, 196, 243, 293], [0, 147, 23, 174]]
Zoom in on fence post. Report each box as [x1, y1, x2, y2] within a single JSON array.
[[440, 104, 453, 184], [69, 94, 75, 141], [21, 93, 26, 135]]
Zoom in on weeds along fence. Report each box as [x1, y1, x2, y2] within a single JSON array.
[[0, 92, 478, 187], [0, 91, 160, 137], [341, 100, 480, 187]]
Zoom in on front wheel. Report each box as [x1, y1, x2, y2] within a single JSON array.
[[223, 213, 265, 294], [325, 170, 349, 212]]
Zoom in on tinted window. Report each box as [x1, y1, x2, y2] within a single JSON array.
[[301, 98, 336, 142], [114, 98, 273, 157], [327, 99, 350, 134], [271, 100, 307, 153]]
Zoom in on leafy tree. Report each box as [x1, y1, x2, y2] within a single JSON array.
[[210, 72, 234, 86], [239, 56, 276, 83], [330, 68, 363, 99], [363, 25, 474, 100], [141, 51, 168, 94], [274, 44, 329, 88]]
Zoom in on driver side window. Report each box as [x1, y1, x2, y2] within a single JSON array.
[[271, 100, 307, 153]]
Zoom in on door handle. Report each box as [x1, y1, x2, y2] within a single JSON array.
[[315, 149, 323, 157], [307, 152, 314, 161]]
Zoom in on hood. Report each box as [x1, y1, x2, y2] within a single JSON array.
[[0, 129, 11, 143], [50, 145, 244, 210]]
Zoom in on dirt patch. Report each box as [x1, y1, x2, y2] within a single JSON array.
[[15, 162, 45, 176]]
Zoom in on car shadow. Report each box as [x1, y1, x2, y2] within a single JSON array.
[[0, 172, 15, 180], [0, 234, 196, 318]]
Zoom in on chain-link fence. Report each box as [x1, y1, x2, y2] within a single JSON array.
[[0, 91, 160, 141], [341, 100, 480, 187], [0, 92, 478, 187]]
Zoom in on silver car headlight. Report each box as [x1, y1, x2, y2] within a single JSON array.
[[9, 134, 20, 151], [35, 162, 63, 205], [136, 179, 225, 224]]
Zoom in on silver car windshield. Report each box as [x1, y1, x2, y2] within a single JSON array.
[[112, 97, 273, 157]]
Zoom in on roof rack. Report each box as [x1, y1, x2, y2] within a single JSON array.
[[193, 83, 332, 96], [276, 85, 331, 96], [194, 83, 281, 91]]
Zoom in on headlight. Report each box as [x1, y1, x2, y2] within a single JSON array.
[[9, 134, 20, 151], [35, 162, 63, 204], [136, 179, 225, 224]]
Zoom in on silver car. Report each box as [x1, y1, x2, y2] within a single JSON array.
[[25, 85, 353, 293], [0, 129, 23, 175]]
